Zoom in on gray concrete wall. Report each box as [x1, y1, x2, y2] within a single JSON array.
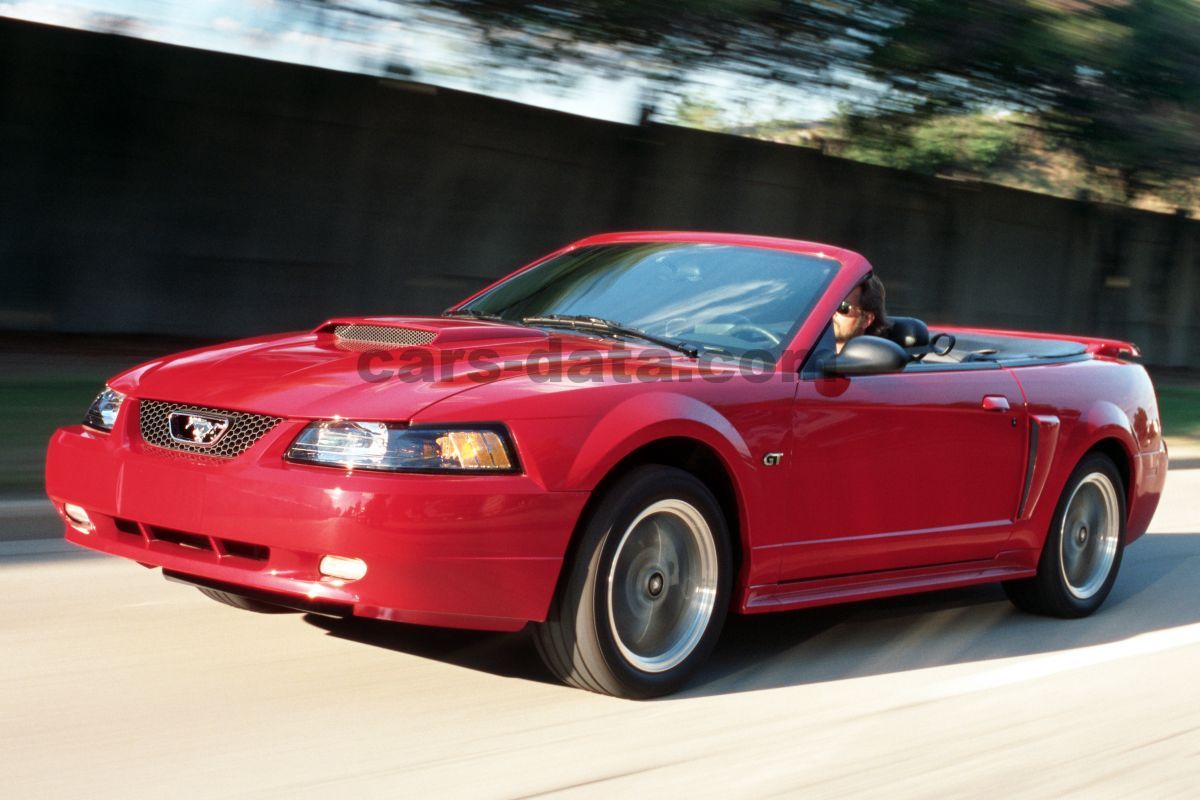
[[2, 18, 1197, 365]]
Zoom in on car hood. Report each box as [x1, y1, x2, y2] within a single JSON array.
[[109, 316, 698, 420]]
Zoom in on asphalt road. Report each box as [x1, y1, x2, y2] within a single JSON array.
[[4, 468, 1198, 799]]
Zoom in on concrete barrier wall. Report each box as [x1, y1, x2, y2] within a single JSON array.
[[2, 19, 1197, 365]]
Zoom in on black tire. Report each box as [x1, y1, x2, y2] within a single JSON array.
[[197, 587, 294, 614], [1004, 452, 1126, 618], [534, 465, 732, 698]]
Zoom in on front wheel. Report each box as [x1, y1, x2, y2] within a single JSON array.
[[1004, 453, 1126, 618], [534, 465, 731, 698]]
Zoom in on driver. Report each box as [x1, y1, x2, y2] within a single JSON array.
[[833, 273, 889, 353]]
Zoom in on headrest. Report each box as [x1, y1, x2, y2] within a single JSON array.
[[887, 316, 930, 349]]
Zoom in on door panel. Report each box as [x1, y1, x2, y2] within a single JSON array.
[[776, 367, 1028, 581]]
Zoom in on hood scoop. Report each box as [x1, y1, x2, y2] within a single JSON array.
[[332, 323, 437, 347], [316, 316, 549, 349]]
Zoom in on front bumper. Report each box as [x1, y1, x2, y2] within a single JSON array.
[[45, 409, 588, 631]]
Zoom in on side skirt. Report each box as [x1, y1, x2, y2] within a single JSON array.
[[742, 556, 1036, 614]]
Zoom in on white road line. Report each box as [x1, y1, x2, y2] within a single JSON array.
[[927, 622, 1200, 700]]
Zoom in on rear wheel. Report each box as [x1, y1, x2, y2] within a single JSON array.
[[1004, 452, 1126, 618], [534, 465, 731, 698], [197, 587, 294, 614]]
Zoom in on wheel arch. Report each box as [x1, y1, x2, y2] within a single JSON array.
[[1041, 400, 1138, 525], [553, 436, 749, 614], [1019, 399, 1139, 552], [1003, 440, 1129, 619], [1083, 436, 1133, 522], [1078, 397, 1138, 521]]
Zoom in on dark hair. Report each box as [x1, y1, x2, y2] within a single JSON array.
[[860, 274, 890, 337]]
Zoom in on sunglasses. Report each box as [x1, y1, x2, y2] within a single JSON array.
[[836, 300, 862, 317]]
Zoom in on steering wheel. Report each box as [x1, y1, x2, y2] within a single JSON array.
[[726, 324, 781, 346], [707, 314, 781, 347], [662, 317, 692, 338]]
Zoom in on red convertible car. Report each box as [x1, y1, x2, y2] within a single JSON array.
[[46, 232, 1167, 697]]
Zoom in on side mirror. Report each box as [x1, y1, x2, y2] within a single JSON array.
[[929, 332, 956, 356], [822, 335, 909, 376]]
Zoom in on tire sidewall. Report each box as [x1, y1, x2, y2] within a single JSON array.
[[583, 466, 732, 698], [1042, 453, 1127, 616]]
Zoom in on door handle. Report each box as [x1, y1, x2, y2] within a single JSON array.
[[982, 395, 1011, 412]]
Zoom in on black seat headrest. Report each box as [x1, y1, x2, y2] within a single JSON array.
[[887, 316, 930, 349]]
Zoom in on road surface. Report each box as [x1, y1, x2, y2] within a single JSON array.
[[3, 468, 1198, 798]]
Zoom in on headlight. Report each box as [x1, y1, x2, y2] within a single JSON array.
[[285, 421, 517, 472], [83, 387, 126, 432]]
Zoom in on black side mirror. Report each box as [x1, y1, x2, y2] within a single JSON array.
[[929, 332, 956, 356], [822, 335, 909, 376]]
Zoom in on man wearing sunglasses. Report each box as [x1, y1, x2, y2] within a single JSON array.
[[833, 274, 890, 353]]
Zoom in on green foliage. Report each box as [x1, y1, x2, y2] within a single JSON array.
[[0, 378, 102, 495], [867, 0, 1200, 196], [290, 0, 1200, 201], [836, 112, 1025, 176], [672, 96, 727, 130], [293, 1, 894, 90], [1156, 384, 1200, 438]]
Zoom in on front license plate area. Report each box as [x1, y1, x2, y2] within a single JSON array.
[[116, 459, 207, 531]]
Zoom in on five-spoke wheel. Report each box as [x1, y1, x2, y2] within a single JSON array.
[[534, 465, 731, 698], [606, 498, 721, 674], [1058, 472, 1122, 601], [1004, 452, 1126, 618]]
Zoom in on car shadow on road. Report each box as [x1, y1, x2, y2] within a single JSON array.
[[303, 614, 559, 685], [681, 530, 1200, 698], [304, 531, 1200, 697]]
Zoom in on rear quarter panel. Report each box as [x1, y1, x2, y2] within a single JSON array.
[[1007, 357, 1166, 552]]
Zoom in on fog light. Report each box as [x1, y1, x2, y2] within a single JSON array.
[[63, 503, 94, 533], [319, 555, 367, 581]]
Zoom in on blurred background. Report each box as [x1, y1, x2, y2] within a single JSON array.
[[2, 0, 1199, 502]]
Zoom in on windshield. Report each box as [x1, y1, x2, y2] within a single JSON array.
[[456, 243, 839, 360]]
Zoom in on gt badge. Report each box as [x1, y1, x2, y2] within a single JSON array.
[[762, 452, 784, 467], [168, 411, 232, 447]]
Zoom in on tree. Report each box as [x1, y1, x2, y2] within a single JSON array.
[[865, 0, 1200, 197], [289, 1, 895, 94], [834, 111, 1026, 177], [287, 0, 1200, 199]]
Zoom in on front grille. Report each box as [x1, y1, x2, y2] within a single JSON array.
[[333, 323, 436, 346], [139, 400, 281, 458]]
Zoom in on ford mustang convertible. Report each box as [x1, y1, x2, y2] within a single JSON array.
[[46, 232, 1167, 697]]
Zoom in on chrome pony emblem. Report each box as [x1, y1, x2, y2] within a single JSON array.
[[168, 411, 232, 447]]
